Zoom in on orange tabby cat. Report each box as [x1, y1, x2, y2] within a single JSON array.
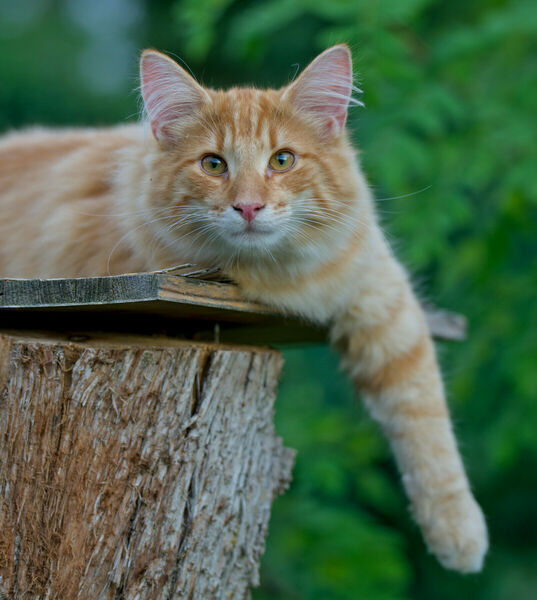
[[0, 45, 487, 572]]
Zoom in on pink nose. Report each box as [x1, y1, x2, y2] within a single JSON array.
[[233, 202, 265, 223]]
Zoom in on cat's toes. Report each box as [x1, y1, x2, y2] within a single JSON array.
[[420, 491, 488, 573]]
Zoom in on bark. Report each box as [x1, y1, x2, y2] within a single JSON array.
[[0, 331, 294, 600]]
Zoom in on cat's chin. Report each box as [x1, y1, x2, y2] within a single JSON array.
[[220, 225, 282, 250], [224, 226, 284, 249]]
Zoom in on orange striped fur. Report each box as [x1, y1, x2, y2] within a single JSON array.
[[0, 45, 487, 572]]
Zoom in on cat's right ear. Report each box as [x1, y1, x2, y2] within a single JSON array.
[[140, 50, 209, 144]]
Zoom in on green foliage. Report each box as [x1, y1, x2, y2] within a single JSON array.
[[1, 1, 536, 598]]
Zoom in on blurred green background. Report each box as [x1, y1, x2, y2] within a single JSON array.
[[1, 0, 536, 598]]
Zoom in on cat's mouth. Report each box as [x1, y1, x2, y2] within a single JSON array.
[[231, 223, 274, 237], [215, 210, 284, 248], [225, 223, 282, 249]]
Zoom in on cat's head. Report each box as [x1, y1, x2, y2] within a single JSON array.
[[139, 45, 364, 269]]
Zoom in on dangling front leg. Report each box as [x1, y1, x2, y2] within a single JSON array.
[[331, 254, 488, 573]]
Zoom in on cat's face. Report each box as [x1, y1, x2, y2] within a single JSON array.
[[140, 46, 362, 267]]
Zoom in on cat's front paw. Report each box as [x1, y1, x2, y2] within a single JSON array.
[[420, 490, 488, 573]]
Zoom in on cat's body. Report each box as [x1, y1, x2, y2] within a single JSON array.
[[0, 126, 146, 277], [0, 46, 487, 573]]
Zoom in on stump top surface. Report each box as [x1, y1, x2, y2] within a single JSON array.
[[0, 328, 283, 355], [0, 271, 466, 343]]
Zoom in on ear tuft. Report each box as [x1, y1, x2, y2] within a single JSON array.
[[140, 50, 208, 144], [282, 45, 360, 140]]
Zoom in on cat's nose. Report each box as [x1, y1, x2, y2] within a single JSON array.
[[233, 202, 265, 223]]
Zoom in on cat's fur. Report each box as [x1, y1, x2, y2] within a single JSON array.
[[0, 46, 487, 572]]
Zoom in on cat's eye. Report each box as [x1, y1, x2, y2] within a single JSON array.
[[269, 150, 296, 172], [200, 155, 227, 176]]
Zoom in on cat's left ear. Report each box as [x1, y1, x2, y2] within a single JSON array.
[[282, 45, 354, 140], [140, 50, 209, 144]]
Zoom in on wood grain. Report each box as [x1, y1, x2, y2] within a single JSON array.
[[0, 331, 294, 599]]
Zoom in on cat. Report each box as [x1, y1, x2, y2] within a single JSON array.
[[0, 45, 488, 573]]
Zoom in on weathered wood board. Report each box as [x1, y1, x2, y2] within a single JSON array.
[[0, 272, 466, 343]]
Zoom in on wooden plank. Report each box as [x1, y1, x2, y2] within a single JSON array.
[[0, 273, 466, 342], [0, 273, 159, 308], [158, 274, 276, 315]]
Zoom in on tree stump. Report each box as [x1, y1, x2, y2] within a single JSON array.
[[0, 331, 294, 599]]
